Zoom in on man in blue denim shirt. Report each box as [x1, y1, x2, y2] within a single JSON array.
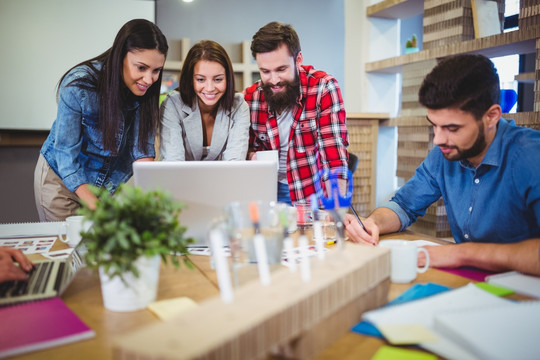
[[345, 55, 540, 276]]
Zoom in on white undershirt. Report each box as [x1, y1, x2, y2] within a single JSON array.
[[276, 108, 294, 184]]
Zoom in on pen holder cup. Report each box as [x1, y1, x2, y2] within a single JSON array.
[[317, 210, 336, 242], [295, 201, 313, 229], [224, 201, 286, 265]]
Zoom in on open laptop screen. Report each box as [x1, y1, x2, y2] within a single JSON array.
[[133, 161, 277, 246]]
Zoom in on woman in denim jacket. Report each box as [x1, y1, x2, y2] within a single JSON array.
[[34, 19, 168, 221], [159, 40, 249, 161]]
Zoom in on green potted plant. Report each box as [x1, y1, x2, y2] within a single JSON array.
[[405, 34, 419, 54], [79, 184, 194, 312]]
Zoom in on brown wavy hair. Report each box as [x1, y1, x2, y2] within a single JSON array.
[[178, 40, 236, 112]]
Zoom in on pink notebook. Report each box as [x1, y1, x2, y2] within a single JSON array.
[[0, 297, 95, 358]]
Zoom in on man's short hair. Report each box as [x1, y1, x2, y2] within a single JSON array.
[[251, 21, 301, 59], [419, 54, 500, 120]]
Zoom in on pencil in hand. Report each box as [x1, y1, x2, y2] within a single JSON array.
[[349, 204, 366, 231]]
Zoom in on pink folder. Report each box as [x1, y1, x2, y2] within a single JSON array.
[[0, 297, 95, 358]]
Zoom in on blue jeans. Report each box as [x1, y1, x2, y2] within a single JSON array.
[[277, 182, 292, 205]]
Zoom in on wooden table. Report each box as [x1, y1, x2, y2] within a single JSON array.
[[10, 231, 521, 360]]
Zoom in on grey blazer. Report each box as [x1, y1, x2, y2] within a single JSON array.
[[159, 91, 250, 161]]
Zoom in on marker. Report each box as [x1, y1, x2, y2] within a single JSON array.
[[209, 228, 234, 303], [249, 202, 271, 286], [310, 194, 325, 260]]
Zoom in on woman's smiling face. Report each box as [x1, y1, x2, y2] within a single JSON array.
[[122, 49, 165, 96], [193, 60, 226, 110]]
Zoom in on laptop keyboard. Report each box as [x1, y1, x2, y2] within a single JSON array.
[[0, 261, 58, 298]]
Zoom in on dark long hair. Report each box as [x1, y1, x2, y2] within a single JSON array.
[[57, 19, 168, 152], [178, 40, 235, 112]]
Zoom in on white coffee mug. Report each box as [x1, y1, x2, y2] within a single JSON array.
[[256, 150, 279, 170], [58, 215, 90, 248], [378, 239, 429, 283]]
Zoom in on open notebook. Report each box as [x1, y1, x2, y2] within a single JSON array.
[[0, 243, 86, 306]]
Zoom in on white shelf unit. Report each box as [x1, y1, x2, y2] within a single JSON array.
[[363, 0, 540, 237], [164, 38, 260, 92]]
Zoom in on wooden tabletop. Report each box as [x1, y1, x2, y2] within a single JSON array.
[[9, 231, 519, 360]]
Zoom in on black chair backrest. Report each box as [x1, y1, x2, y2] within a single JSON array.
[[348, 152, 359, 174]]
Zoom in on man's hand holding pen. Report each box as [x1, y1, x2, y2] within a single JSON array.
[[344, 213, 379, 246]]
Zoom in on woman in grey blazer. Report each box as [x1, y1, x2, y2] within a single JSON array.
[[159, 40, 249, 161]]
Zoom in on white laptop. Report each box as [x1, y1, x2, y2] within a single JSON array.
[[0, 242, 86, 306], [133, 161, 277, 246]]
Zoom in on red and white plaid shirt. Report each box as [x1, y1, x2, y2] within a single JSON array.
[[244, 65, 349, 204]]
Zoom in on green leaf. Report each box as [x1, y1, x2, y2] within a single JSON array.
[[80, 184, 194, 280]]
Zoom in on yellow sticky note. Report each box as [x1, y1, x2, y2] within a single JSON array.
[[147, 297, 198, 321], [377, 324, 438, 345], [371, 345, 437, 360]]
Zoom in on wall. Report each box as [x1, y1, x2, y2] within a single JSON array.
[[345, 0, 399, 206], [0, 0, 155, 131], [0, 146, 41, 223], [0, 0, 155, 223], [156, 0, 345, 92]]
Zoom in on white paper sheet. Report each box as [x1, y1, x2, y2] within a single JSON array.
[[486, 271, 540, 299]]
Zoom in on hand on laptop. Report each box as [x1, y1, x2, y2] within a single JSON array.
[[0, 247, 34, 283]]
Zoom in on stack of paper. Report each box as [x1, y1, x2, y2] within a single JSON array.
[[434, 301, 540, 360], [486, 271, 540, 299], [362, 284, 540, 360]]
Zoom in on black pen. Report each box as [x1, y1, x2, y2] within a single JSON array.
[[349, 204, 367, 232]]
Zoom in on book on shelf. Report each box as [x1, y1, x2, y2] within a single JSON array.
[[471, 0, 502, 38]]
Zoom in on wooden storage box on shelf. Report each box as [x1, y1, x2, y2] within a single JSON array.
[[519, 1, 540, 30], [396, 125, 433, 181], [506, 111, 540, 131], [346, 113, 388, 216], [423, 0, 505, 50], [400, 60, 437, 117], [113, 243, 391, 360], [396, 125, 453, 239], [423, 0, 475, 50]]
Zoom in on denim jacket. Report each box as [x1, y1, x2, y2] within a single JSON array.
[[41, 62, 155, 194]]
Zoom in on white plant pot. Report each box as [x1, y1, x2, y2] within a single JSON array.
[[99, 255, 161, 312]]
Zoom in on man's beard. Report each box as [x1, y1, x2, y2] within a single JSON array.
[[261, 72, 300, 114], [440, 121, 487, 162]]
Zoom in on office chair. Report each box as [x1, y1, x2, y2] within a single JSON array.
[[348, 152, 359, 174]]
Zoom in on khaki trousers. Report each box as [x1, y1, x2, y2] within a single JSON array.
[[34, 154, 81, 222]]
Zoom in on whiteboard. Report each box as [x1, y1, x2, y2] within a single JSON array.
[[0, 0, 155, 130]]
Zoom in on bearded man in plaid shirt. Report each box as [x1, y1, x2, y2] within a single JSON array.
[[244, 21, 349, 205]]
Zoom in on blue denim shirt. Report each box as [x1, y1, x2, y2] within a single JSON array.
[[383, 118, 540, 244], [41, 62, 155, 194]]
